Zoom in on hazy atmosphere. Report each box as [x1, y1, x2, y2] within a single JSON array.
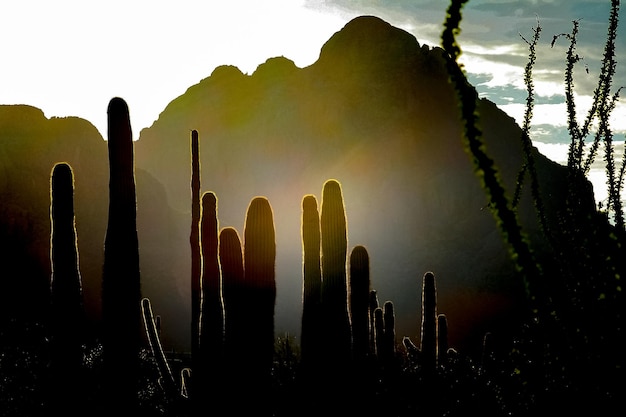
[[0, 1, 624, 416]]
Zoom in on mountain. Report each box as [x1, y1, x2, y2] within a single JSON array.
[[0, 15, 583, 354], [0, 105, 187, 348], [133, 15, 575, 352]]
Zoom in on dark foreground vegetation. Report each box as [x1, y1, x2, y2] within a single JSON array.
[[0, 1, 625, 416]]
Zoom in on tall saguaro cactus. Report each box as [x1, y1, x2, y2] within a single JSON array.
[[198, 191, 225, 394], [300, 194, 322, 367], [320, 179, 352, 364], [219, 226, 245, 372], [49, 162, 85, 413], [102, 97, 141, 412], [349, 245, 370, 361], [190, 129, 201, 365], [243, 196, 277, 381], [420, 271, 437, 375]]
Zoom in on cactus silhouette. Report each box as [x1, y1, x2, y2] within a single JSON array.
[[349, 245, 371, 361], [243, 197, 277, 382], [320, 179, 352, 364], [369, 289, 379, 355], [219, 225, 250, 414], [374, 307, 384, 356], [437, 313, 449, 365], [141, 297, 177, 399], [373, 301, 396, 367], [219, 226, 245, 365], [300, 194, 322, 368], [101, 97, 141, 413], [420, 271, 437, 375], [49, 162, 85, 413], [383, 300, 396, 360], [212, 197, 277, 416], [402, 335, 420, 362], [190, 129, 201, 369], [180, 367, 192, 399], [198, 191, 225, 396]]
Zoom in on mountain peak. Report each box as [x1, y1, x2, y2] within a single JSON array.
[[252, 56, 298, 82], [316, 15, 423, 71]]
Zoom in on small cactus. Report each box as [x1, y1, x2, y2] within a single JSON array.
[[420, 271, 437, 375], [374, 301, 396, 366], [369, 289, 379, 355], [349, 245, 371, 361], [141, 297, 177, 400], [300, 194, 323, 368], [437, 313, 449, 366], [402, 336, 421, 362], [383, 300, 396, 359]]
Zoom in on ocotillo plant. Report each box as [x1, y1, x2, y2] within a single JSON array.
[[101, 97, 141, 413], [49, 162, 85, 413], [243, 196, 277, 384], [420, 271, 437, 375], [198, 191, 225, 394], [190, 129, 201, 367], [300, 194, 323, 368], [320, 179, 352, 364], [349, 245, 370, 361]]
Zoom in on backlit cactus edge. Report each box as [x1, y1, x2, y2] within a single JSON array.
[[45, 97, 461, 414]]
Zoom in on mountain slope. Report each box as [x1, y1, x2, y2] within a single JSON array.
[[0, 105, 188, 348], [134, 15, 575, 351]]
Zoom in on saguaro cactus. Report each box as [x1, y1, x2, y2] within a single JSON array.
[[437, 313, 449, 365], [420, 271, 437, 375], [49, 162, 85, 413], [219, 226, 245, 364], [349, 245, 370, 361], [373, 301, 396, 366], [320, 179, 352, 364], [102, 97, 141, 411], [369, 289, 379, 355], [141, 297, 177, 399], [198, 191, 225, 394], [243, 196, 277, 381], [383, 300, 396, 359], [374, 307, 384, 357], [300, 194, 322, 367], [190, 129, 201, 365]]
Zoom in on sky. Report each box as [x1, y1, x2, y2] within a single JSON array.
[[1, 0, 624, 202]]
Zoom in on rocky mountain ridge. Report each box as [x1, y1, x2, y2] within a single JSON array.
[[0, 15, 580, 352]]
